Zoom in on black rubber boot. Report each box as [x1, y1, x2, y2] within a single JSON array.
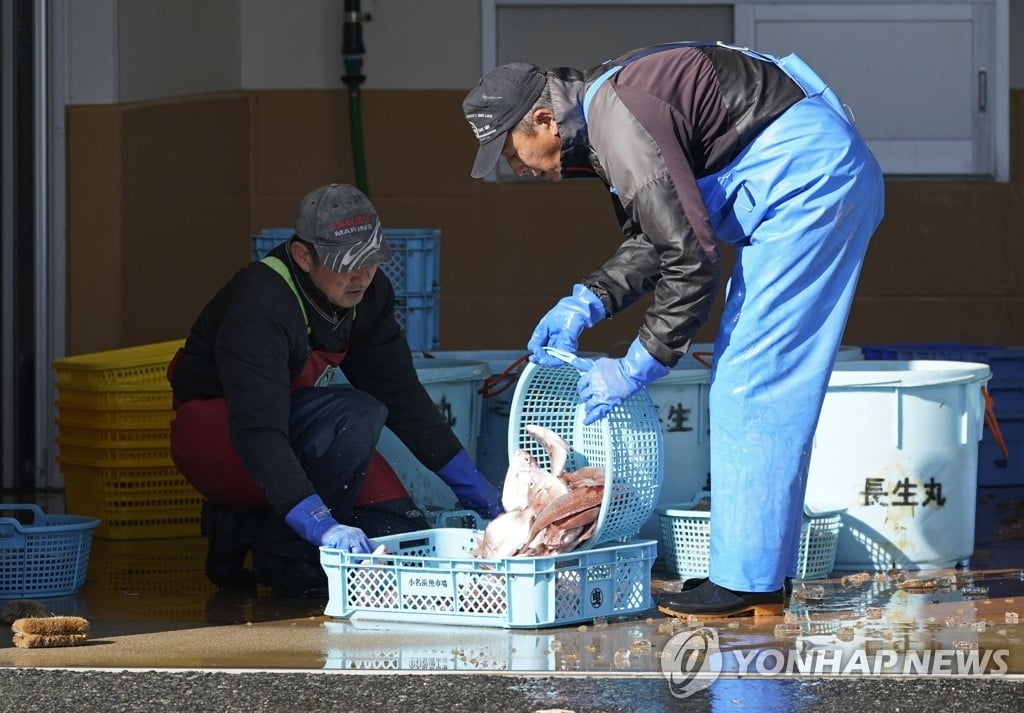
[[680, 576, 793, 597], [200, 500, 264, 588], [252, 548, 329, 598], [251, 516, 329, 598], [658, 579, 786, 618]]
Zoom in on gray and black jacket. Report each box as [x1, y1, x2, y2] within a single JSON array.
[[549, 43, 806, 365]]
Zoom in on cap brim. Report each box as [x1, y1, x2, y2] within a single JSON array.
[[317, 226, 393, 274], [471, 135, 506, 178]]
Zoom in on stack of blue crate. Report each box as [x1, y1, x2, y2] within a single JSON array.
[[250, 227, 441, 351], [861, 343, 1024, 486]]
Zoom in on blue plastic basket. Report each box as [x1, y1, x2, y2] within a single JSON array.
[[379, 228, 440, 295], [394, 292, 439, 351], [249, 228, 295, 262], [0, 504, 100, 598], [250, 227, 440, 296], [861, 343, 1024, 389], [860, 343, 1024, 487]]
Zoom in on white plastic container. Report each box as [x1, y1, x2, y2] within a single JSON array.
[[419, 351, 529, 489], [640, 361, 711, 540], [419, 350, 604, 489], [332, 358, 488, 513], [638, 342, 864, 541], [804, 360, 991, 571]]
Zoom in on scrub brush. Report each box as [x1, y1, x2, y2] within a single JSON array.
[[10, 615, 90, 648]]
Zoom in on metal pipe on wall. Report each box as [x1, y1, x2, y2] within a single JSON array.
[[1, 0, 17, 490], [34, 0, 66, 490], [342, 0, 368, 195]]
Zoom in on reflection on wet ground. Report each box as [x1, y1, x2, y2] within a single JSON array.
[[0, 488, 1022, 678]]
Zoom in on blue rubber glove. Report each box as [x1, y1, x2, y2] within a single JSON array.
[[577, 337, 671, 426], [436, 449, 504, 519], [527, 284, 606, 367], [284, 493, 373, 553]]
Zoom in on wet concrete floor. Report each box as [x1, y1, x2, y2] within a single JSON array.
[[1, 487, 1023, 711]]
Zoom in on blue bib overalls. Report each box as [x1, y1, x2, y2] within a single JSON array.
[[586, 44, 884, 590]]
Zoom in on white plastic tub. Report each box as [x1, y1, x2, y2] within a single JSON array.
[[804, 360, 991, 571], [332, 358, 488, 513]]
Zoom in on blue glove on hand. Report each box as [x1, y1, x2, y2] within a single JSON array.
[[527, 284, 606, 367], [436, 449, 504, 520], [577, 337, 670, 426], [285, 493, 373, 553]]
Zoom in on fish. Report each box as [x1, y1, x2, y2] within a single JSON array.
[[525, 423, 571, 477], [472, 423, 607, 560], [501, 449, 545, 512], [469, 504, 541, 559], [516, 484, 604, 556], [501, 426, 571, 512]]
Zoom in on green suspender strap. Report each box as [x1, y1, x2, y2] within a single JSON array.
[[260, 256, 357, 337], [261, 256, 311, 334]]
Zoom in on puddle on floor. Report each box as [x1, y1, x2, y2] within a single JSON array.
[[1, 490, 1022, 674]]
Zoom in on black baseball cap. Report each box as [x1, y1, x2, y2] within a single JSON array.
[[463, 63, 546, 178], [294, 183, 391, 273]]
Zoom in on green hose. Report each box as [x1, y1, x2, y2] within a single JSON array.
[[348, 84, 369, 195]]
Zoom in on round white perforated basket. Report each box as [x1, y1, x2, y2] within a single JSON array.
[[507, 362, 664, 548]]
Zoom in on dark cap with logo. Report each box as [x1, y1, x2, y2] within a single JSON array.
[[294, 183, 391, 273], [463, 63, 546, 178]]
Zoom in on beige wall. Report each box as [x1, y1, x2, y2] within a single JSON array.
[[66, 87, 1024, 357]]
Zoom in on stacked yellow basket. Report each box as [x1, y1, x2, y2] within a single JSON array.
[[52, 340, 203, 539]]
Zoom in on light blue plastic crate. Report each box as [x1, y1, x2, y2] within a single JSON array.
[[321, 528, 656, 628], [1, 504, 100, 598], [249, 228, 294, 262], [249, 227, 440, 296], [380, 228, 440, 295], [395, 293, 439, 351], [656, 493, 844, 580]]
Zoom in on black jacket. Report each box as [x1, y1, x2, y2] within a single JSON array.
[[550, 43, 805, 366], [170, 240, 461, 514]]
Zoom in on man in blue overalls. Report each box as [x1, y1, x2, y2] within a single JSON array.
[[169, 183, 502, 596], [463, 43, 883, 617]]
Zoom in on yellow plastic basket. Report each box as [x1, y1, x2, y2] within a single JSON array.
[[59, 459, 202, 539], [56, 386, 173, 411], [56, 406, 175, 430], [87, 537, 218, 596], [57, 438, 174, 468], [52, 339, 184, 388], [56, 421, 170, 446]]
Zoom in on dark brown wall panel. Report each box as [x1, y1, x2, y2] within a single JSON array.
[[63, 88, 1024, 358], [65, 105, 123, 355], [118, 93, 250, 346]]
